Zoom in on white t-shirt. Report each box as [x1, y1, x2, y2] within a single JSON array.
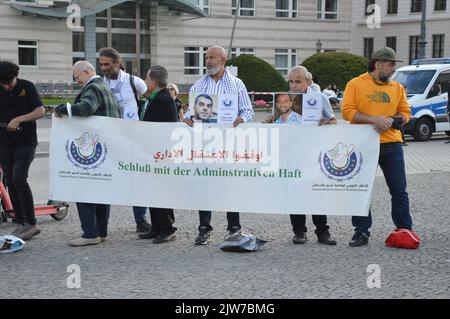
[[103, 70, 147, 120]]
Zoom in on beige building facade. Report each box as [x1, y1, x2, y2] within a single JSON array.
[[1, 0, 449, 90], [352, 0, 450, 67]]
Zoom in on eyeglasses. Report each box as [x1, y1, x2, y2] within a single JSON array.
[[168, 88, 175, 91]]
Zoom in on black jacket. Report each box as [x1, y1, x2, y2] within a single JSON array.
[[142, 88, 178, 123]]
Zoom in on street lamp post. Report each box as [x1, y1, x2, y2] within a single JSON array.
[[418, 0, 427, 59], [315, 39, 322, 53], [228, 0, 241, 59]]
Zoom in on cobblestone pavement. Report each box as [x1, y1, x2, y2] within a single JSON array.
[[1, 117, 450, 299]]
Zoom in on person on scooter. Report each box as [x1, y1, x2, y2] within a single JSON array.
[[0, 61, 45, 240]]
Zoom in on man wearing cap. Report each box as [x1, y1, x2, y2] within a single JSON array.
[[342, 47, 414, 247]]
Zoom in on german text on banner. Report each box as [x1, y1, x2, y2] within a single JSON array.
[[49, 116, 380, 216]]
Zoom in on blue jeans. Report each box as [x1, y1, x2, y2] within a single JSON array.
[[199, 211, 240, 231], [133, 206, 147, 223], [352, 143, 412, 237], [76, 202, 110, 238]]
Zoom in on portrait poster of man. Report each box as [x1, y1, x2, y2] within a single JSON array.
[[272, 93, 302, 123], [188, 93, 238, 124], [188, 93, 218, 123]]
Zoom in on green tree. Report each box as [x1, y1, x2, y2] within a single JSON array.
[[226, 55, 288, 92], [302, 52, 368, 91]]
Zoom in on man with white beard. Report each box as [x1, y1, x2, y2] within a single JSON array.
[[183, 45, 254, 245]]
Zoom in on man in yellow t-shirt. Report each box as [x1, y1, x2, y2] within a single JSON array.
[[342, 47, 414, 247]]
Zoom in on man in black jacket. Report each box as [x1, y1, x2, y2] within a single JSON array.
[[138, 65, 178, 243]]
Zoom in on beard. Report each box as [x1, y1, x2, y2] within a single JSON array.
[[104, 69, 119, 79], [206, 65, 221, 76], [278, 108, 291, 115], [379, 72, 392, 83]]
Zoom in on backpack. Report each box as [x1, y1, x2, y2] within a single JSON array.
[[385, 228, 421, 249], [129, 75, 145, 116]]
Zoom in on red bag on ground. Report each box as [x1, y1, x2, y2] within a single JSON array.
[[385, 228, 421, 249]]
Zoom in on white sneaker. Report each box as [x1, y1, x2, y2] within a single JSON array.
[[69, 237, 101, 247]]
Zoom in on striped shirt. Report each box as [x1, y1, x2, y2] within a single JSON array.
[[275, 110, 302, 124], [187, 69, 254, 122]]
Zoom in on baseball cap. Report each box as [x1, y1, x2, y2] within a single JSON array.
[[371, 47, 403, 62]]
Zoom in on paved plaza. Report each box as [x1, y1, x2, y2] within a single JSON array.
[[1, 115, 450, 299]]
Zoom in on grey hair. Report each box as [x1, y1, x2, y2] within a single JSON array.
[[73, 60, 96, 74], [147, 65, 168, 87], [289, 66, 313, 81], [208, 45, 227, 59]]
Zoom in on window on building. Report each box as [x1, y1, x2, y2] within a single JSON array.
[[409, 36, 419, 64], [140, 34, 150, 54], [193, 0, 210, 15], [432, 34, 445, 58], [387, 0, 398, 14], [96, 10, 107, 28], [96, 33, 108, 51], [276, 0, 298, 18], [140, 59, 151, 79], [140, 4, 151, 29], [365, 0, 375, 16], [72, 32, 84, 52], [363, 38, 374, 59], [275, 48, 297, 75], [18, 40, 38, 66], [72, 57, 85, 66], [13, 0, 35, 3], [112, 2, 137, 29], [411, 0, 422, 12], [434, 0, 447, 11], [386, 36, 397, 52], [317, 0, 338, 20], [112, 33, 136, 53], [232, 0, 255, 17], [184, 47, 207, 75], [231, 47, 255, 58]]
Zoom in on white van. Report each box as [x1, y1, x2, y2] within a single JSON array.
[[392, 58, 450, 141]]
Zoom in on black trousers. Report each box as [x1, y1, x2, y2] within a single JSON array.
[[198, 211, 240, 231], [290, 214, 329, 235], [0, 146, 36, 225], [149, 207, 176, 234]]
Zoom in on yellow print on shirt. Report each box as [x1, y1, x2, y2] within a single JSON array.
[[366, 91, 391, 103], [19, 89, 27, 97]]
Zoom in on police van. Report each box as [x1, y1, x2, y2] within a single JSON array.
[[392, 58, 450, 141]]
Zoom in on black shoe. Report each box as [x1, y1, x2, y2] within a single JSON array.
[[136, 220, 152, 233], [195, 227, 212, 245], [349, 232, 369, 247], [317, 230, 337, 245], [445, 140, 450, 144], [153, 232, 176, 244], [138, 229, 159, 239], [293, 232, 307, 244]]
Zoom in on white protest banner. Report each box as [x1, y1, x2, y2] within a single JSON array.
[[49, 116, 379, 216], [302, 92, 323, 124]]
